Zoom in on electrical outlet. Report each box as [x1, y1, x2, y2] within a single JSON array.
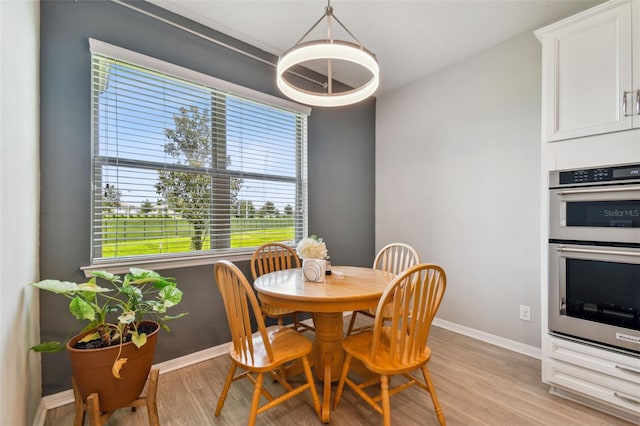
[[519, 305, 531, 321]]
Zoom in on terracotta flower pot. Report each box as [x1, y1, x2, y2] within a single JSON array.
[[67, 321, 159, 412]]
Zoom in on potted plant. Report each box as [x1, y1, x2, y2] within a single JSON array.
[[30, 268, 186, 412]]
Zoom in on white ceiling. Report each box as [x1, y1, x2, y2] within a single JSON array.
[[147, 0, 602, 96]]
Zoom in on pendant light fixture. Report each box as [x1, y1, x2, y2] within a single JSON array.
[[276, 0, 379, 107]]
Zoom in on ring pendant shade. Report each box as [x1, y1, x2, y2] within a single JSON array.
[[276, 3, 379, 107], [277, 41, 379, 107]]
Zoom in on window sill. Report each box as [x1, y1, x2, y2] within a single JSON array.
[[81, 251, 253, 277]]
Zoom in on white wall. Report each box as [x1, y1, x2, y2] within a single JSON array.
[[376, 31, 542, 348], [0, 0, 41, 424]]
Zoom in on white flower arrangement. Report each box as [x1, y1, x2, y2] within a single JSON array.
[[296, 235, 328, 260]]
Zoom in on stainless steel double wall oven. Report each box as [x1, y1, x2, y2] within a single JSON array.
[[549, 163, 640, 354]]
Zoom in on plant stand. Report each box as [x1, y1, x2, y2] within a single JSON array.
[[72, 368, 160, 426]]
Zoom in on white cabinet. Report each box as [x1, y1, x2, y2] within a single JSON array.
[[537, 3, 640, 424], [543, 337, 640, 422], [635, 0, 640, 116], [536, 0, 640, 142]]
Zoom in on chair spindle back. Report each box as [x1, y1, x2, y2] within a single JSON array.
[[251, 243, 301, 280], [370, 264, 446, 365], [373, 242, 420, 274], [215, 260, 274, 364]]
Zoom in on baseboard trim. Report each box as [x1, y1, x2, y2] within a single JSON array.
[[153, 343, 228, 375], [34, 343, 229, 425], [32, 398, 48, 426], [432, 317, 541, 360]]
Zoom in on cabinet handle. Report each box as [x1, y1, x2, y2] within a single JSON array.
[[636, 89, 640, 115], [623, 91, 630, 116], [615, 363, 640, 375], [614, 391, 640, 405]]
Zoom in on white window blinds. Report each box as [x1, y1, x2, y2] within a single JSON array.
[[90, 40, 309, 263]]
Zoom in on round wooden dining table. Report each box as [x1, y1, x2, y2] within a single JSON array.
[[253, 265, 395, 423]]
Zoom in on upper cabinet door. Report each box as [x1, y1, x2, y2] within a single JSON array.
[[537, 1, 633, 142]]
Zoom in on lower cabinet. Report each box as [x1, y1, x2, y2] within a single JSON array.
[[542, 336, 640, 423]]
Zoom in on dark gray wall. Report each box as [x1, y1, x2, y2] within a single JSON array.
[[39, 0, 375, 395]]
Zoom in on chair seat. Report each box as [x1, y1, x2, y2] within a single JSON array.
[[229, 325, 313, 372], [342, 328, 432, 376]]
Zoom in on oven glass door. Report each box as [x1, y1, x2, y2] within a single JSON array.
[[565, 258, 640, 331], [549, 185, 640, 243], [566, 200, 640, 228], [549, 243, 640, 353]]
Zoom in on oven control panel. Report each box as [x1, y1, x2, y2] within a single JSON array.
[[553, 164, 640, 187]]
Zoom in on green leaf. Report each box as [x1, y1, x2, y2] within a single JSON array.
[[151, 277, 176, 289], [159, 286, 183, 307], [76, 281, 112, 293], [148, 300, 166, 313], [91, 270, 120, 283], [160, 313, 188, 321], [129, 268, 159, 278], [118, 311, 135, 324], [69, 297, 96, 321], [131, 331, 147, 348], [30, 342, 65, 353], [30, 280, 78, 294], [122, 285, 143, 301]]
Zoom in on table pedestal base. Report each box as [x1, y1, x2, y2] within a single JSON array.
[[313, 312, 345, 422]]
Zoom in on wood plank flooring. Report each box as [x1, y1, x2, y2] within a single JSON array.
[[44, 318, 635, 425]]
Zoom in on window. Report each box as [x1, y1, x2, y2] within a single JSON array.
[[90, 40, 310, 266]]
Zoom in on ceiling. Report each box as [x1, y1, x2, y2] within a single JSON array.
[[147, 0, 602, 96]]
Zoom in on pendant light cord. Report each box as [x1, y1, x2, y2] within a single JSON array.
[[290, 0, 365, 49]]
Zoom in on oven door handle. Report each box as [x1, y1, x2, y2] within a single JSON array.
[[556, 246, 640, 258], [555, 185, 640, 196], [615, 364, 640, 376], [614, 391, 640, 405]]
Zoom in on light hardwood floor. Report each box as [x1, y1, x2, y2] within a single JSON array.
[[45, 318, 635, 425]]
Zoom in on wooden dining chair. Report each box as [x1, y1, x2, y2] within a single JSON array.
[[251, 243, 314, 332], [346, 242, 420, 335], [213, 260, 321, 426], [333, 263, 447, 426]]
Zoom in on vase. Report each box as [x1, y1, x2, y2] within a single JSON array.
[[302, 258, 326, 282]]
